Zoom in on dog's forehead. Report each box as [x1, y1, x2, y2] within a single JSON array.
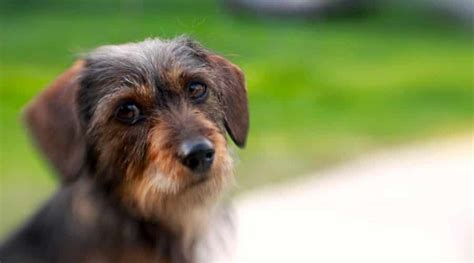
[[83, 37, 210, 90]]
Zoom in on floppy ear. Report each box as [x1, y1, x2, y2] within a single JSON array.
[[23, 60, 85, 183], [208, 55, 249, 148]]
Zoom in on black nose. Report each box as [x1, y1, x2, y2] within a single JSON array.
[[179, 137, 215, 173]]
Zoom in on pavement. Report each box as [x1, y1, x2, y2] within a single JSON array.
[[232, 134, 473, 263]]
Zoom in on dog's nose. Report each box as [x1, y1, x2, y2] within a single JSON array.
[[179, 137, 215, 173]]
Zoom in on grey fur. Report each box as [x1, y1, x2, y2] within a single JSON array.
[[78, 36, 214, 123]]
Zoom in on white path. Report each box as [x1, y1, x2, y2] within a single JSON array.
[[232, 135, 473, 263]]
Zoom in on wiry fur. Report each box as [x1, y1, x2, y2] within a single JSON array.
[[0, 37, 248, 263]]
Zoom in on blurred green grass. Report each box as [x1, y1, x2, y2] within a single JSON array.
[[0, 0, 473, 238]]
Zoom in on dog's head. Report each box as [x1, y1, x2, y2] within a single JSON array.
[[24, 37, 248, 225]]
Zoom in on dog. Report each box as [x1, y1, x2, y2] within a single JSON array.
[[0, 36, 249, 263]]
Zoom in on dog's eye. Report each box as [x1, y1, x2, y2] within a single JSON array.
[[187, 82, 208, 102], [114, 102, 142, 124]]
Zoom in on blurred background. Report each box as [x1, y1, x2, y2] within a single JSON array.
[[0, 0, 472, 244]]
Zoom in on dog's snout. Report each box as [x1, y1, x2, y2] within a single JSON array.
[[179, 137, 215, 173]]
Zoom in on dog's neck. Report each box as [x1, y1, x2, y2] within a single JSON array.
[[68, 176, 218, 262]]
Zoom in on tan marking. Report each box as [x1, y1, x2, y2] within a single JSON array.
[[118, 110, 233, 240]]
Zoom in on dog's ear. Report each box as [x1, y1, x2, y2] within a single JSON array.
[[208, 55, 249, 148], [23, 60, 85, 183]]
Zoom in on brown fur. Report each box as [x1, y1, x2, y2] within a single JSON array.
[[23, 60, 86, 182]]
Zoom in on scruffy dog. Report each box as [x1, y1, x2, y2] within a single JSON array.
[[0, 37, 248, 263]]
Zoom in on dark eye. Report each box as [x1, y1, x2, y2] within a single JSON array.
[[114, 102, 142, 124], [187, 82, 208, 102]]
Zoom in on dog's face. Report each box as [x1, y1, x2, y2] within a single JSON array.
[[23, 37, 248, 225]]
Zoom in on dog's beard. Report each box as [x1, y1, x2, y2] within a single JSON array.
[[119, 149, 234, 232]]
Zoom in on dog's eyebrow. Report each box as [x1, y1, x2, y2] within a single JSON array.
[[121, 75, 142, 87]]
